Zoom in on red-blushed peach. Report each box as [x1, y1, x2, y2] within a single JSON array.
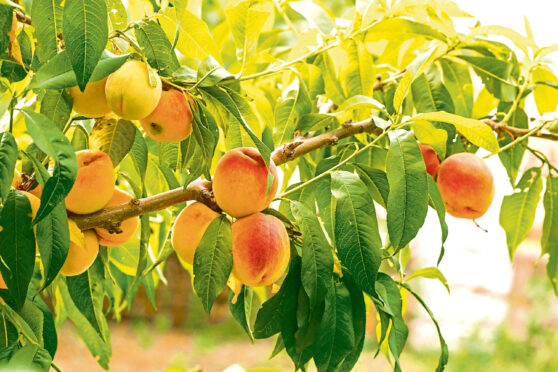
[[69, 77, 112, 118], [419, 143, 441, 178], [105, 60, 162, 120], [94, 188, 139, 246], [436, 153, 494, 219], [231, 213, 290, 287], [65, 150, 115, 214], [60, 221, 99, 276], [171, 202, 220, 265], [212, 147, 278, 218], [140, 89, 195, 142]]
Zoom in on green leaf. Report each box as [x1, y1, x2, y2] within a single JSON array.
[[439, 58, 474, 117], [228, 285, 254, 341], [129, 131, 148, 181], [63, 0, 108, 90], [532, 67, 558, 115], [366, 18, 448, 43], [297, 113, 338, 134], [406, 267, 450, 293], [342, 40, 374, 97], [411, 71, 455, 114], [106, 0, 127, 31], [353, 164, 389, 208], [411, 120, 448, 159], [393, 46, 438, 113], [180, 136, 204, 184], [289, 1, 334, 35], [312, 280, 355, 372], [22, 110, 78, 225], [89, 118, 136, 167], [225, 1, 270, 66], [66, 269, 103, 339], [337, 95, 385, 113], [134, 20, 180, 76], [467, 25, 536, 56], [0, 131, 17, 202], [290, 201, 333, 309], [543, 176, 558, 294], [331, 171, 382, 296], [500, 168, 543, 259], [31, 0, 63, 62], [386, 130, 429, 249], [273, 77, 312, 146], [412, 111, 499, 152], [454, 55, 516, 102], [29, 293, 58, 358], [0, 5, 12, 54], [203, 86, 271, 168], [376, 274, 409, 371], [195, 56, 235, 87], [314, 52, 345, 105], [337, 274, 366, 372], [36, 200, 69, 290], [39, 90, 73, 131], [497, 104, 528, 184], [427, 176, 448, 263], [254, 257, 300, 339], [29, 50, 129, 90], [193, 216, 233, 314], [191, 101, 218, 179], [0, 190, 36, 311]]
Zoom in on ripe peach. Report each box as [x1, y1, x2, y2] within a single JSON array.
[[60, 222, 99, 276], [69, 77, 112, 118], [94, 188, 139, 246], [171, 202, 220, 264], [231, 213, 290, 287], [0, 272, 5, 289], [27, 183, 42, 199], [105, 60, 162, 120], [140, 89, 194, 142], [419, 143, 441, 178], [65, 150, 115, 214], [11, 170, 21, 188], [213, 147, 278, 218], [436, 153, 494, 219]]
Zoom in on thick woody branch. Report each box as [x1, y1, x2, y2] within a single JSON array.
[[74, 116, 558, 232], [15, 11, 32, 26]]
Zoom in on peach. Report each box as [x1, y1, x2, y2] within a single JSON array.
[[105, 60, 162, 120], [140, 89, 194, 142], [0, 272, 5, 289], [93, 188, 139, 246], [60, 221, 99, 276], [171, 202, 220, 264], [28, 183, 42, 199], [213, 147, 278, 218], [436, 153, 494, 219], [231, 213, 290, 287], [69, 77, 112, 118], [419, 143, 440, 178], [11, 169, 21, 188], [65, 150, 115, 214]]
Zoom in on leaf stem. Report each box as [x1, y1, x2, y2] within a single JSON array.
[[483, 121, 547, 159]]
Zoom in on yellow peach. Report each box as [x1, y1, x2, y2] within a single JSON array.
[[60, 222, 99, 277], [68, 77, 112, 118]]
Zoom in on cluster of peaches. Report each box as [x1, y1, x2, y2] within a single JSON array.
[[419, 144, 495, 219]]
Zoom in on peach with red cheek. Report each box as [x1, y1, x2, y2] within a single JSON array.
[[171, 202, 221, 264], [436, 152, 494, 219], [231, 213, 290, 287], [419, 143, 441, 178], [213, 147, 278, 218], [65, 150, 115, 214], [140, 89, 195, 142]]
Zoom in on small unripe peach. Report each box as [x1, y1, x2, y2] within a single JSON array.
[[171, 202, 220, 264], [140, 89, 194, 142], [105, 60, 162, 120], [94, 188, 139, 246], [436, 153, 494, 219], [65, 150, 115, 214], [60, 221, 99, 276], [419, 143, 440, 178], [213, 147, 279, 218], [232, 213, 290, 287], [69, 77, 112, 118]]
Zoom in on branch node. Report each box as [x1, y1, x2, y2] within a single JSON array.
[[329, 136, 339, 145], [342, 119, 353, 128]]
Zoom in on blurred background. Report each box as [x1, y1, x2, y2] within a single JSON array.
[[54, 0, 558, 371]]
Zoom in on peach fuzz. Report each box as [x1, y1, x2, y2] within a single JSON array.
[[140, 89, 195, 142], [436, 152, 494, 219], [231, 213, 290, 287], [105, 60, 162, 120], [65, 150, 115, 214], [419, 143, 440, 178], [60, 226, 99, 277], [94, 188, 139, 246], [69, 77, 112, 118], [212, 147, 278, 218], [171, 202, 220, 265]]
